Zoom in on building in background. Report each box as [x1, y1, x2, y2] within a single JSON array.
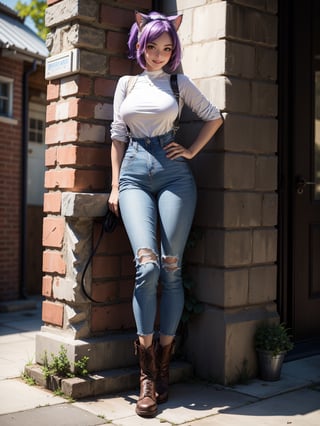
[[0, 2, 47, 300]]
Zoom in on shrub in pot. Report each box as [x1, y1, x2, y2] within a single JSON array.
[[254, 323, 294, 381]]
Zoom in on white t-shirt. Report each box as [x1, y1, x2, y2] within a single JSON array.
[[110, 69, 221, 142]]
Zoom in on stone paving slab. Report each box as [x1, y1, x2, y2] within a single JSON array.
[[75, 382, 256, 425], [0, 404, 106, 426], [188, 387, 320, 425], [0, 337, 36, 379], [282, 355, 320, 383], [0, 379, 65, 415], [231, 355, 320, 399]]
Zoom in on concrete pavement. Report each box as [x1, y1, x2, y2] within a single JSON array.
[[1, 297, 320, 425]]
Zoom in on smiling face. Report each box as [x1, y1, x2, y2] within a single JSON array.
[[142, 32, 173, 71]]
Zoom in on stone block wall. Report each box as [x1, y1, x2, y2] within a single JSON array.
[[40, 0, 280, 384], [163, 0, 279, 383], [41, 0, 151, 338]]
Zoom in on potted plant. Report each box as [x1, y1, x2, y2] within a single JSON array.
[[254, 322, 294, 381]]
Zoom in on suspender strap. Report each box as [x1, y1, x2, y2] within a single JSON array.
[[170, 74, 180, 133]]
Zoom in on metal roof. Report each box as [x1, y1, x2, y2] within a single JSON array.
[[0, 4, 48, 60]]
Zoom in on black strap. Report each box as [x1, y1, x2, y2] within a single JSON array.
[[170, 74, 180, 133], [81, 208, 118, 303]]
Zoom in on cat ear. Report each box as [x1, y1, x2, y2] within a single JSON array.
[[168, 14, 183, 31], [135, 11, 150, 30]]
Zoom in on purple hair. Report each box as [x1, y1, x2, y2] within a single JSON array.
[[128, 11, 182, 73]]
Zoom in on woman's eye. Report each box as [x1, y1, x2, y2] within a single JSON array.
[[147, 45, 155, 50], [164, 47, 172, 52]]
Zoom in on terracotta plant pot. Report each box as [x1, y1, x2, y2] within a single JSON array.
[[257, 349, 286, 381]]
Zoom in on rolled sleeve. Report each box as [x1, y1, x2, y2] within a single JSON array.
[[110, 76, 129, 143]]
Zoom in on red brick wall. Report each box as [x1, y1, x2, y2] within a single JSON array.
[[0, 58, 23, 301], [42, 0, 152, 331]]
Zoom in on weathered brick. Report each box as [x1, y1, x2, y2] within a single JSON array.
[[193, 2, 227, 42], [46, 0, 98, 28], [91, 303, 135, 331], [224, 192, 262, 227], [79, 50, 107, 75], [225, 153, 255, 190], [94, 78, 117, 97], [255, 46, 277, 81], [182, 40, 225, 79], [251, 81, 278, 116], [45, 146, 57, 167], [191, 265, 249, 308], [45, 169, 75, 189], [55, 98, 98, 120], [43, 216, 65, 248], [100, 5, 133, 29], [222, 114, 278, 154], [192, 152, 224, 189], [225, 41, 255, 79], [78, 123, 106, 143], [92, 255, 121, 279], [46, 121, 79, 145], [205, 229, 253, 267], [42, 275, 53, 297], [91, 281, 118, 302], [262, 193, 278, 226], [47, 81, 60, 100], [255, 155, 278, 191], [118, 279, 134, 300], [46, 102, 56, 124], [248, 265, 277, 304], [226, 3, 278, 47], [94, 225, 131, 255], [121, 254, 135, 277], [43, 191, 62, 213], [109, 56, 132, 76], [43, 250, 66, 274], [94, 102, 113, 121], [67, 24, 105, 50], [106, 31, 128, 53], [42, 300, 64, 327], [57, 145, 108, 167], [252, 229, 277, 264], [58, 98, 77, 120], [60, 75, 92, 97], [45, 169, 107, 191]]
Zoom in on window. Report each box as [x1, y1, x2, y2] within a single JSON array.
[[29, 116, 45, 144], [0, 76, 13, 118]]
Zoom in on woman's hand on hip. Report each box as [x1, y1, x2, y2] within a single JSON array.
[[164, 142, 193, 160]]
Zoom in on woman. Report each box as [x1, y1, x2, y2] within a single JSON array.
[[109, 10, 223, 417]]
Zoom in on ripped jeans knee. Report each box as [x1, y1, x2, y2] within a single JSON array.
[[162, 255, 180, 272], [134, 248, 160, 288]]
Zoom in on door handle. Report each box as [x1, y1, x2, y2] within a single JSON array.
[[296, 176, 316, 194]]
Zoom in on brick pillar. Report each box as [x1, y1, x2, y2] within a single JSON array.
[[165, 0, 279, 383], [36, 0, 151, 370]]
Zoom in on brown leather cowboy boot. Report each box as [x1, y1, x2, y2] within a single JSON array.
[[155, 339, 175, 404], [134, 339, 158, 417]]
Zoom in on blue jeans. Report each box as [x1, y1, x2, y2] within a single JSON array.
[[119, 131, 197, 337]]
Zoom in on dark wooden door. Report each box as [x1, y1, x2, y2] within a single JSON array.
[[290, 0, 320, 341]]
